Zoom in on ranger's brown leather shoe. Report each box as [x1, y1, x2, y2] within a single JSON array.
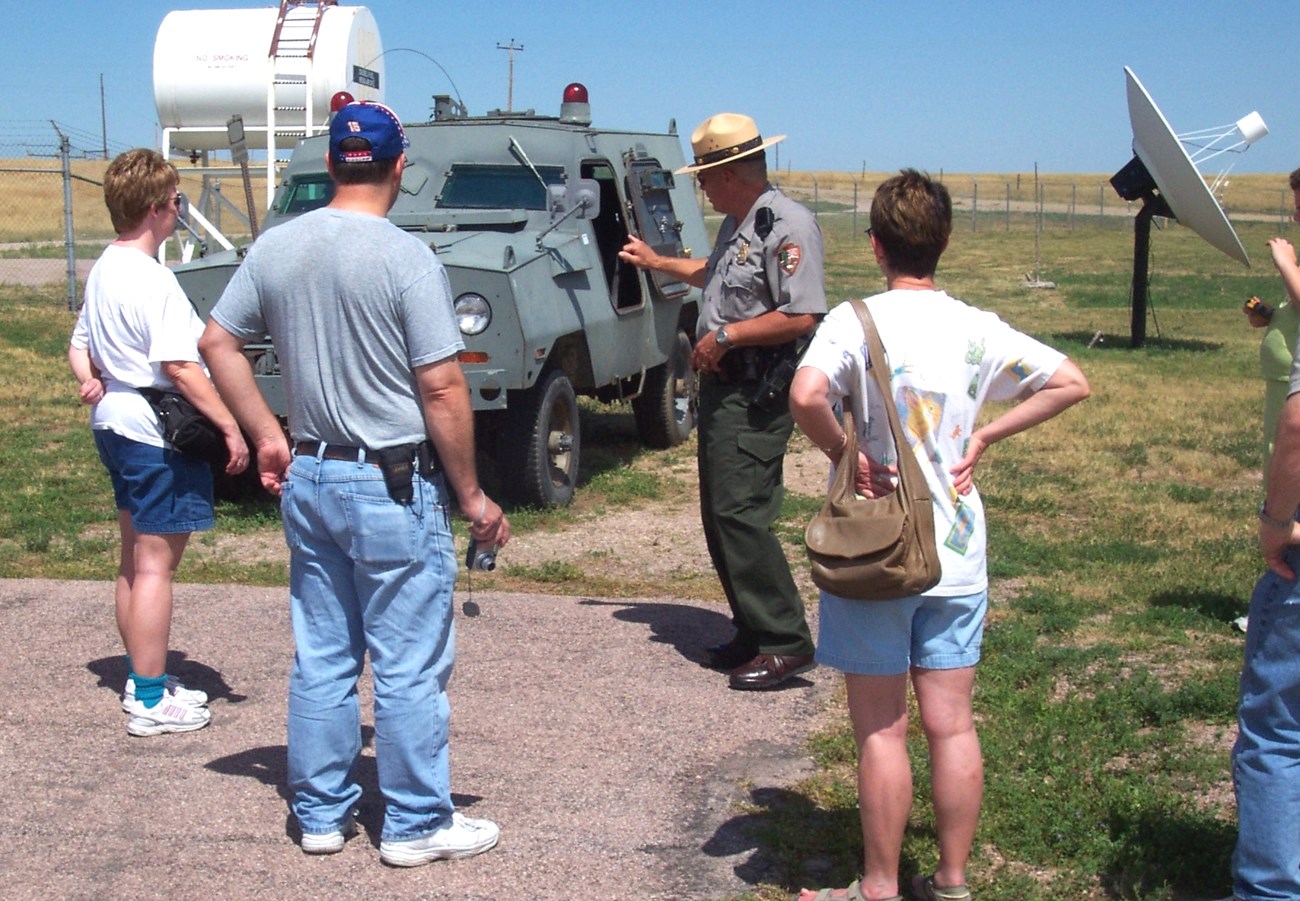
[[728, 653, 815, 690]]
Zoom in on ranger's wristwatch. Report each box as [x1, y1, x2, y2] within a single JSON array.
[[715, 326, 732, 349]]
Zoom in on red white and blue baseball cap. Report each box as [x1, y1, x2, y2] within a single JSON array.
[[329, 101, 409, 164]]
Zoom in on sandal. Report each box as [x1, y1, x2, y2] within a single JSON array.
[[910, 875, 972, 901], [800, 879, 903, 901]]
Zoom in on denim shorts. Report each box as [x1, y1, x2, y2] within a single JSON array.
[[93, 428, 214, 534], [815, 588, 988, 676]]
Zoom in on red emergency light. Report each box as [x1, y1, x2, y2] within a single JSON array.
[[560, 83, 591, 126]]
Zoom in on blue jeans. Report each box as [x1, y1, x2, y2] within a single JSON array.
[[280, 453, 457, 842], [1233, 547, 1300, 900]]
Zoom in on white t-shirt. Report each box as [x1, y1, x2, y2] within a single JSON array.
[[70, 244, 206, 447], [798, 290, 1067, 595]]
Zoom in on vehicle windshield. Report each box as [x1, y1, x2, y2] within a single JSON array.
[[437, 164, 566, 210], [276, 175, 334, 215]]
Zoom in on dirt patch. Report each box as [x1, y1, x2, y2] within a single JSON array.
[[187, 436, 838, 603]]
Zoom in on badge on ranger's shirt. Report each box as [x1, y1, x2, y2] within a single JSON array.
[[778, 243, 802, 275]]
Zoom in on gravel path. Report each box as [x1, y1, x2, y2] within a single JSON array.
[[0, 576, 832, 900]]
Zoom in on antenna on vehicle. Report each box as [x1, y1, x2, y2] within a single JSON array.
[[508, 135, 550, 196], [1110, 66, 1267, 348]]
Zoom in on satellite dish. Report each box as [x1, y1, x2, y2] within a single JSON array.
[[1109, 66, 1267, 347]]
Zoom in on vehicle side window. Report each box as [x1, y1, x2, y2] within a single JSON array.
[[437, 164, 566, 210], [278, 177, 335, 215]]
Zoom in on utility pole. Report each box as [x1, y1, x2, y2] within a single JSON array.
[[496, 39, 524, 111], [99, 73, 108, 159]]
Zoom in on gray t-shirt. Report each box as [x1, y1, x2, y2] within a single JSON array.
[[211, 207, 463, 449]]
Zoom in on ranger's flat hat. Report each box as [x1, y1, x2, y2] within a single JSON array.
[[675, 113, 786, 175]]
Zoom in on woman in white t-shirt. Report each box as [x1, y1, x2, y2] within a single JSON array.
[[68, 149, 248, 738], [790, 170, 1089, 901]]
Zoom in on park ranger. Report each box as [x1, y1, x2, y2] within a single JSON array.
[[620, 112, 825, 690]]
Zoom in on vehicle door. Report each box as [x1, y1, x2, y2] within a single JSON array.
[[623, 155, 692, 302]]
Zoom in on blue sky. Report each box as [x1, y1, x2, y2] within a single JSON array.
[[6, 0, 1295, 176]]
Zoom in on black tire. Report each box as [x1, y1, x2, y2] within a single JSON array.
[[633, 329, 696, 449], [504, 370, 581, 508]]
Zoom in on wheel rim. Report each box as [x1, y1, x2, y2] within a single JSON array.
[[671, 334, 696, 431], [546, 401, 575, 486]]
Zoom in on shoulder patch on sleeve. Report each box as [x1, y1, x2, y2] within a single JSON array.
[[778, 243, 802, 275]]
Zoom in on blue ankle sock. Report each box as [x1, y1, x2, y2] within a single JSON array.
[[132, 673, 166, 708]]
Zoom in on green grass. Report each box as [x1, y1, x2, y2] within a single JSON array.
[[3, 190, 1275, 899]]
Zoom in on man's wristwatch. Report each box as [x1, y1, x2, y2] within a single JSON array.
[[715, 326, 732, 349]]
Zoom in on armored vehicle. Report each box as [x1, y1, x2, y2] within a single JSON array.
[[175, 84, 707, 507]]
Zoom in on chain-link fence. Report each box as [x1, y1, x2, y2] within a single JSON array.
[[771, 169, 1296, 239], [0, 125, 259, 311], [0, 127, 111, 310]]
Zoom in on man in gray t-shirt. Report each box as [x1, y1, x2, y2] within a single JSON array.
[[200, 101, 509, 867]]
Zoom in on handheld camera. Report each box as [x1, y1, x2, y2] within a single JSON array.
[[466, 539, 498, 572]]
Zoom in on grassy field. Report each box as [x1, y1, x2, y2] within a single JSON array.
[[0, 156, 265, 244], [2, 174, 1290, 899]]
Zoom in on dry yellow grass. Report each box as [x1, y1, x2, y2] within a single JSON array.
[[0, 156, 267, 243], [784, 169, 1291, 217], [0, 153, 1290, 244]]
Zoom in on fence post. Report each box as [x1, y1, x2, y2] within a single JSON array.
[[58, 127, 76, 312], [852, 178, 858, 239], [1005, 181, 1011, 231]]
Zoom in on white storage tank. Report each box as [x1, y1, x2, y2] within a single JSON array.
[[153, 5, 384, 151]]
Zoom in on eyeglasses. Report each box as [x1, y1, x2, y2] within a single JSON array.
[[865, 227, 874, 238], [171, 194, 183, 209], [697, 168, 727, 188]]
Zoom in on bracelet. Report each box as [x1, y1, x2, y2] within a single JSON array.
[[1258, 503, 1294, 531], [822, 432, 847, 457]]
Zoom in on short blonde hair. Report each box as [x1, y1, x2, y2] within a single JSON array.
[[103, 149, 177, 234]]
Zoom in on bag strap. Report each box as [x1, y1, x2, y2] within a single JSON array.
[[845, 299, 932, 507]]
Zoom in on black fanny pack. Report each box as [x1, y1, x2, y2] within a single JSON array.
[[138, 387, 228, 466]]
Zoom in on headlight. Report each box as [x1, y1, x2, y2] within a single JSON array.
[[455, 293, 491, 335]]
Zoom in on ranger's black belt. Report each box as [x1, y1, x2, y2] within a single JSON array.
[[714, 342, 793, 384]]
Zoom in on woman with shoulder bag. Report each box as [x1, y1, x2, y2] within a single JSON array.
[[68, 149, 248, 737], [789, 170, 1090, 901]]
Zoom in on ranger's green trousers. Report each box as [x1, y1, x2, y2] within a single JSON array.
[[697, 374, 814, 657]]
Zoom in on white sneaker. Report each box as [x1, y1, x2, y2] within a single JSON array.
[[125, 696, 211, 736], [122, 676, 209, 713], [379, 813, 500, 867], [301, 817, 357, 855]]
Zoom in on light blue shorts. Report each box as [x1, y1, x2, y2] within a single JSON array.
[[815, 588, 988, 676], [93, 428, 215, 535]]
